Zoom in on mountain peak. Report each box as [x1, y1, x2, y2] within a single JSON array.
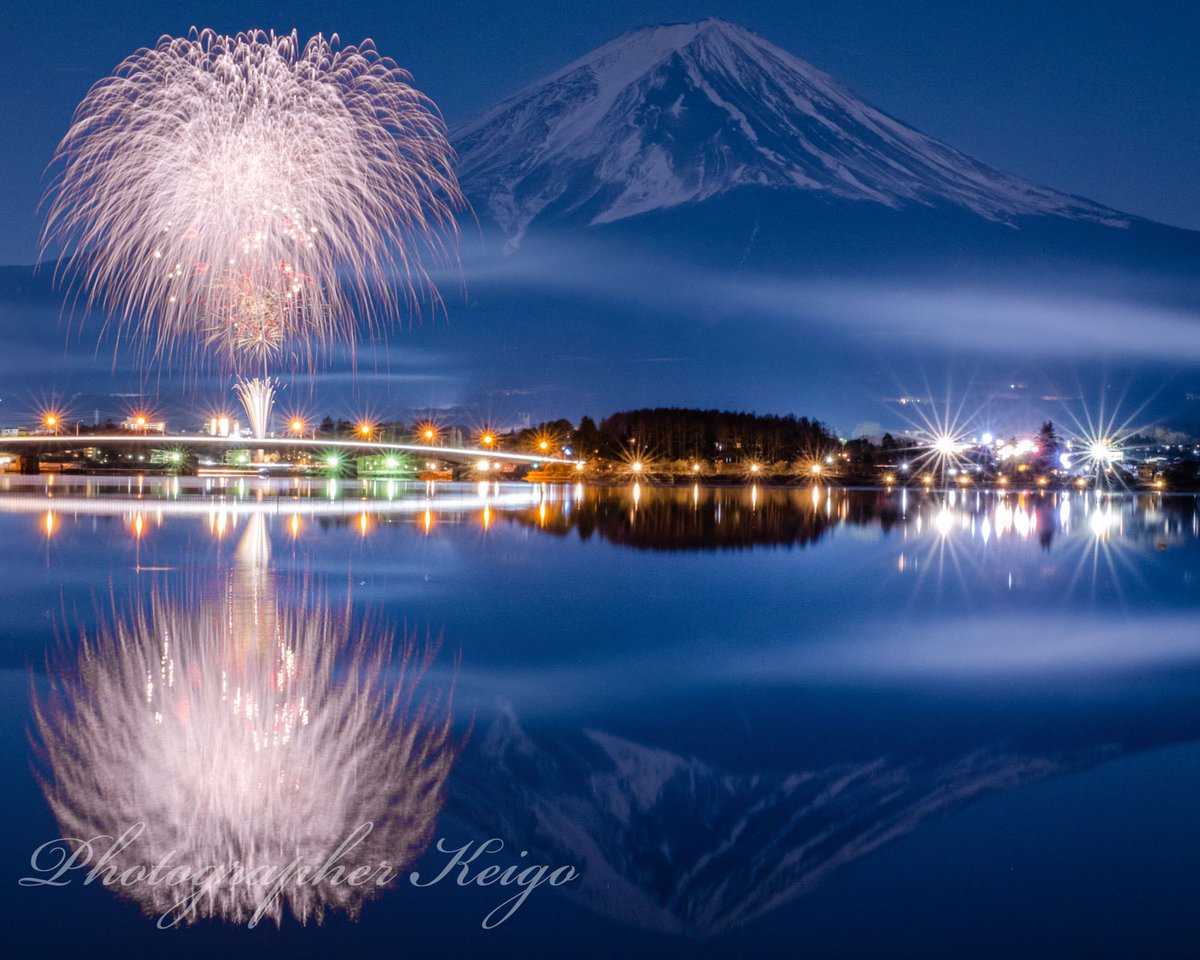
[[453, 20, 1126, 243]]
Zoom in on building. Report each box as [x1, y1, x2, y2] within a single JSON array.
[[206, 416, 241, 438], [121, 415, 167, 433]]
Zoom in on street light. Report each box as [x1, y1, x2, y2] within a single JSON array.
[[44, 413, 59, 436], [290, 418, 305, 436], [358, 423, 372, 440], [480, 432, 495, 448]]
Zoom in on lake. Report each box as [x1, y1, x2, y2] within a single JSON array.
[[2, 475, 1199, 958]]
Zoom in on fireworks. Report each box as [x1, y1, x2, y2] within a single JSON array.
[[234, 376, 278, 442], [42, 29, 464, 370], [33, 517, 455, 927]]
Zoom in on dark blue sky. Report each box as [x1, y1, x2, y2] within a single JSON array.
[[3, 0, 1199, 265]]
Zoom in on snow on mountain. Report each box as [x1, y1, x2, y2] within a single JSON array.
[[453, 19, 1128, 244]]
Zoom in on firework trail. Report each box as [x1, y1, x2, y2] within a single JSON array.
[[234, 376, 278, 442], [33, 517, 456, 927], [41, 29, 464, 372]]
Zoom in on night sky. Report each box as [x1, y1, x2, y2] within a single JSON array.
[[1, 1, 1198, 433], [3, 0, 1200, 265]]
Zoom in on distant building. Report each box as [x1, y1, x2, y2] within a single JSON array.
[[121, 416, 167, 433], [206, 416, 241, 438]]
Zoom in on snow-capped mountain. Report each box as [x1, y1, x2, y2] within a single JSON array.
[[453, 19, 1128, 244]]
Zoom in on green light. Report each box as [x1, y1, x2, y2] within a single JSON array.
[[385, 457, 399, 469], [326, 455, 340, 468]]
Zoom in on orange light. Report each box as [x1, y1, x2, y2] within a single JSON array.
[[290, 418, 304, 434], [135, 415, 147, 428], [481, 433, 495, 447], [44, 414, 58, 428], [359, 423, 371, 437], [538, 439, 549, 451]]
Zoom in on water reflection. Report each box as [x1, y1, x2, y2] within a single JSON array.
[[507, 484, 1196, 555], [508, 485, 855, 551], [33, 513, 455, 927], [453, 705, 1195, 939]]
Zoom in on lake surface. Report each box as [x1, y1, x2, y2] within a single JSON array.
[[2, 476, 1199, 958]]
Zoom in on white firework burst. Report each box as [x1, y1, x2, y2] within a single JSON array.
[[42, 28, 464, 370]]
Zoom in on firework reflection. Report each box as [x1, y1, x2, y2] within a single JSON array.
[[34, 514, 454, 927]]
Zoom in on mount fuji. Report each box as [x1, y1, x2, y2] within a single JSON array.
[[430, 20, 1200, 430], [3, 21, 1198, 428], [453, 18, 1131, 246]]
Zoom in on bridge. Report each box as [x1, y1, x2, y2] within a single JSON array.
[[0, 433, 582, 471]]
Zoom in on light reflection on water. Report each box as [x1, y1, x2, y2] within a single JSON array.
[[4, 477, 1200, 954], [32, 511, 455, 928]]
